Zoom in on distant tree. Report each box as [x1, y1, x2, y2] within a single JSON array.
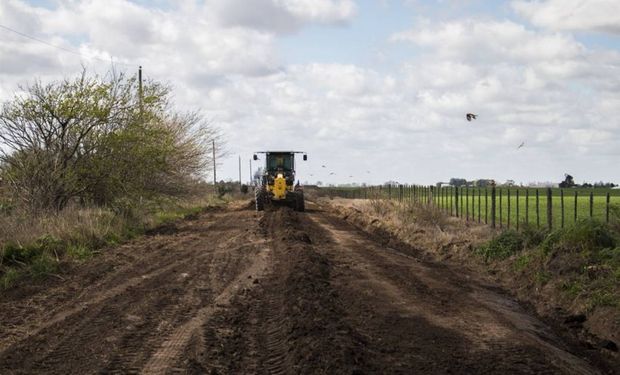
[[593, 181, 617, 188], [559, 174, 576, 188]]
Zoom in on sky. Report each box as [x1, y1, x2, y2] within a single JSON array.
[[0, 0, 619, 186]]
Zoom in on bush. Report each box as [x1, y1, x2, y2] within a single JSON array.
[[541, 219, 616, 254], [477, 230, 524, 261], [0, 71, 223, 211], [519, 224, 546, 248]]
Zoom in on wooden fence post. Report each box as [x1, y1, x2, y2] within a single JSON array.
[[574, 190, 578, 222], [607, 192, 611, 223], [485, 188, 488, 224], [491, 185, 496, 229], [455, 187, 459, 218], [525, 189, 529, 226], [516, 189, 520, 231], [560, 189, 564, 228], [589, 191, 594, 218], [429, 186, 433, 205], [535, 190, 540, 226], [471, 187, 475, 222], [466, 186, 469, 221], [499, 188, 503, 229], [478, 190, 481, 223], [507, 189, 511, 229], [547, 188, 552, 230]]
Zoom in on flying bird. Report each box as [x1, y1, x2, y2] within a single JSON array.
[[349, 175, 353, 178], [517, 141, 525, 149], [329, 172, 335, 175], [321, 165, 326, 168], [466, 113, 477, 121]]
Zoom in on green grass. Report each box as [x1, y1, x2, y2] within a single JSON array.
[[476, 230, 523, 261], [433, 187, 617, 229]]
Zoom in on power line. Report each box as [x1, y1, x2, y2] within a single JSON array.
[[0, 23, 135, 68]]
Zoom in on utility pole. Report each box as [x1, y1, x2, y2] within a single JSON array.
[[249, 159, 252, 185], [138, 66, 143, 115], [212, 140, 216, 186], [238, 155, 242, 187]]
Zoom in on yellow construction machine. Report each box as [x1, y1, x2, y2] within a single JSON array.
[[253, 151, 307, 211]]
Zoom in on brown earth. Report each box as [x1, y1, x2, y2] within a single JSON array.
[[0, 201, 615, 374]]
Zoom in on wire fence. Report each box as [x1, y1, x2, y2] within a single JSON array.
[[321, 185, 619, 230]]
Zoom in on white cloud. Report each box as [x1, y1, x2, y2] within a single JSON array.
[[512, 0, 620, 34], [0, 1, 619, 184], [206, 0, 356, 34]]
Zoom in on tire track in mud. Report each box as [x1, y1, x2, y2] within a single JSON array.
[[305, 208, 602, 375], [141, 244, 271, 374], [0, 208, 267, 374], [180, 208, 370, 374]]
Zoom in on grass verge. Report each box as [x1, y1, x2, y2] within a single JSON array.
[[0, 195, 229, 289]]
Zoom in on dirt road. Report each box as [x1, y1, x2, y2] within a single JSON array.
[[0, 202, 613, 374]]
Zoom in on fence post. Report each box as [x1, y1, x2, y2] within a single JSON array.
[[454, 186, 459, 218], [491, 185, 496, 229], [507, 189, 511, 229], [485, 188, 488, 224], [466, 186, 469, 221], [535, 189, 540, 228], [525, 189, 529, 226], [589, 191, 594, 218], [477, 189, 481, 223], [429, 186, 434, 205], [574, 190, 578, 222], [547, 188, 553, 230], [499, 188, 503, 229], [607, 192, 611, 223], [516, 189, 520, 231], [388, 184, 392, 200], [461, 188, 464, 218], [471, 187, 474, 221], [560, 189, 564, 228]]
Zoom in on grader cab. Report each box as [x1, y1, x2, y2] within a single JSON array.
[[253, 151, 307, 212]]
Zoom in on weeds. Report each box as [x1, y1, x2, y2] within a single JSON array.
[[542, 219, 616, 254], [0, 194, 226, 290], [476, 230, 524, 261]]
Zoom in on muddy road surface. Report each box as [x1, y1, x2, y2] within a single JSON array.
[[0, 202, 613, 374]]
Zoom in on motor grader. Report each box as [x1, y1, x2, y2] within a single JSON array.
[[253, 151, 307, 212]]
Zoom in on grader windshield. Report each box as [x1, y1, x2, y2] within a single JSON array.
[[267, 153, 294, 172]]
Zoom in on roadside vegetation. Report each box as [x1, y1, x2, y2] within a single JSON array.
[[0, 71, 225, 289]]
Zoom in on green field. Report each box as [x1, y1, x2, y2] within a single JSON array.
[[323, 185, 619, 229]]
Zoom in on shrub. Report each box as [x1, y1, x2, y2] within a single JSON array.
[[541, 219, 616, 254], [477, 230, 524, 261]]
